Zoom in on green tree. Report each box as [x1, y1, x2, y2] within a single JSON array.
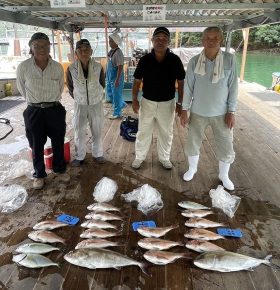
[[254, 24, 280, 47]]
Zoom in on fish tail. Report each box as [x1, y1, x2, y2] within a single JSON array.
[[264, 255, 273, 264], [139, 262, 150, 276]]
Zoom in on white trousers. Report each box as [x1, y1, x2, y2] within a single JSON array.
[[186, 112, 235, 163], [135, 97, 175, 161], [73, 101, 104, 160]]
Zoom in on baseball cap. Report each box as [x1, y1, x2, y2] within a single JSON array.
[[76, 39, 91, 50], [29, 32, 50, 46], [152, 27, 170, 38]]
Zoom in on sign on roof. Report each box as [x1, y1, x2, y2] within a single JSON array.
[[143, 5, 166, 22], [50, 0, 86, 8]]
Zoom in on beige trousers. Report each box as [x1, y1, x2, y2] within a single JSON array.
[[135, 97, 176, 161], [186, 112, 235, 163]]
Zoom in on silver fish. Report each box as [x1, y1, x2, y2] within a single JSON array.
[[12, 253, 59, 268], [184, 218, 225, 228], [85, 211, 123, 221], [184, 229, 225, 241], [33, 220, 68, 230], [80, 228, 121, 239], [178, 201, 210, 210], [15, 243, 60, 254], [143, 250, 190, 265], [28, 230, 66, 244], [138, 238, 183, 250], [181, 209, 214, 218], [185, 240, 225, 253], [137, 225, 178, 238], [75, 238, 120, 249], [194, 251, 272, 272], [81, 220, 117, 230], [87, 202, 120, 212], [64, 248, 148, 274]]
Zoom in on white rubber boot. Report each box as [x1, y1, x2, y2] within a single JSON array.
[[218, 161, 234, 190], [183, 155, 199, 181]]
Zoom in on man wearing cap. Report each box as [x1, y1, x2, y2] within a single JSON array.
[[106, 32, 126, 119], [66, 39, 106, 166], [17, 32, 69, 190], [131, 27, 185, 170], [180, 27, 238, 190]]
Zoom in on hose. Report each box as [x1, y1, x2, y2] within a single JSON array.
[[0, 118, 13, 140]]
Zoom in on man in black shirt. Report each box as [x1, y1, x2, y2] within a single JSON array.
[[131, 27, 185, 169]]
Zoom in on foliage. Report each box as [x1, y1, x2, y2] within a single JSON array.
[[254, 24, 280, 47]]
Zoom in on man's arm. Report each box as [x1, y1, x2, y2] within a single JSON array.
[[115, 65, 123, 87], [176, 79, 184, 117], [66, 67, 74, 98], [132, 78, 142, 114], [99, 67, 105, 88], [16, 63, 26, 99]]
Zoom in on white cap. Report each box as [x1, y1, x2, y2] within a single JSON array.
[[109, 33, 121, 46]]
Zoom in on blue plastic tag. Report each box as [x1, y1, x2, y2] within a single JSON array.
[[217, 228, 242, 238], [132, 220, 156, 231], [57, 214, 79, 225]]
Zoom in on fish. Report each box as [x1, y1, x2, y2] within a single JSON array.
[[64, 248, 148, 274], [184, 218, 225, 228], [143, 250, 190, 265], [15, 243, 60, 254], [33, 220, 68, 230], [137, 225, 178, 238], [87, 202, 120, 212], [80, 228, 121, 239], [75, 238, 121, 249], [28, 230, 66, 244], [194, 251, 272, 272], [181, 209, 214, 218], [81, 220, 117, 230], [178, 201, 210, 210], [184, 229, 225, 241], [185, 240, 225, 253], [138, 238, 183, 250], [12, 253, 59, 268], [85, 211, 123, 221]]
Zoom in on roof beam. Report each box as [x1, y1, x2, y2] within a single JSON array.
[[3, 3, 280, 13], [0, 9, 57, 29]]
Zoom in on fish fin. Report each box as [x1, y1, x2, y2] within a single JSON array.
[[114, 266, 122, 270]]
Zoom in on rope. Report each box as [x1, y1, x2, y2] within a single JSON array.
[[0, 118, 13, 141]]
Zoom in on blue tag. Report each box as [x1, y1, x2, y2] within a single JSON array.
[[57, 214, 79, 225], [217, 228, 242, 238], [132, 220, 156, 231]]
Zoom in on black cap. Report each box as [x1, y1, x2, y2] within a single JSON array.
[[29, 32, 50, 46], [76, 39, 91, 50], [152, 27, 170, 38]]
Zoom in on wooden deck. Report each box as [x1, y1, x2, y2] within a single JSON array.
[[0, 82, 280, 290]]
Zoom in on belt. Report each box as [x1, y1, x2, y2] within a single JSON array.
[[28, 102, 60, 108]]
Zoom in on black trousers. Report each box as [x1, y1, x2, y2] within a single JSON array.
[[23, 104, 66, 178]]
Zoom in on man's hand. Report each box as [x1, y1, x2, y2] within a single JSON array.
[[114, 79, 120, 87], [225, 112, 235, 129], [180, 110, 189, 127], [175, 103, 182, 117], [132, 99, 140, 114]]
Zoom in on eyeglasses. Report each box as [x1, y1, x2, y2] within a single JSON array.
[[32, 44, 50, 50]]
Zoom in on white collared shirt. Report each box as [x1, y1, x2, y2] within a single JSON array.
[[16, 56, 64, 103]]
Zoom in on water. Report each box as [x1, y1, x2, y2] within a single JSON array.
[[236, 53, 280, 88]]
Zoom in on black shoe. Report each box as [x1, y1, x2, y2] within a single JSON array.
[[71, 159, 83, 167], [93, 156, 106, 164]]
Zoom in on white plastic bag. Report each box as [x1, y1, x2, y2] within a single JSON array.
[[209, 185, 241, 218], [5, 160, 33, 181], [0, 184, 28, 213], [122, 184, 163, 215], [92, 177, 118, 202]]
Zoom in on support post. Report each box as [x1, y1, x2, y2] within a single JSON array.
[[240, 27, 250, 83]]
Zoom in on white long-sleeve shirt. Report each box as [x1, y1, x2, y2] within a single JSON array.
[[16, 56, 64, 103], [183, 51, 238, 117]]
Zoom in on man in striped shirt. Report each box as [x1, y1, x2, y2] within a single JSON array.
[[17, 32, 69, 190]]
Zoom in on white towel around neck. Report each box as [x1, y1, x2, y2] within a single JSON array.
[[77, 58, 95, 83], [194, 49, 224, 83]]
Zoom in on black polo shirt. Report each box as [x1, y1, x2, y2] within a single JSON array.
[[133, 48, 185, 102]]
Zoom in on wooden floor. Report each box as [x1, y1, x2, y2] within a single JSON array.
[[0, 82, 280, 290]]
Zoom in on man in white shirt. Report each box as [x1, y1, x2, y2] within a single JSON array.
[[17, 32, 69, 190], [181, 27, 238, 190]]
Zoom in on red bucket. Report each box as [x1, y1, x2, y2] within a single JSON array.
[[29, 138, 71, 170]]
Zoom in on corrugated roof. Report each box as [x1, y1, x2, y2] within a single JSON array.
[[0, 0, 279, 31]]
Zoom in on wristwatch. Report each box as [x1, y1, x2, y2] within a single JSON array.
[[176, 102, 182, 106], [228, 111, 235, 114]]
